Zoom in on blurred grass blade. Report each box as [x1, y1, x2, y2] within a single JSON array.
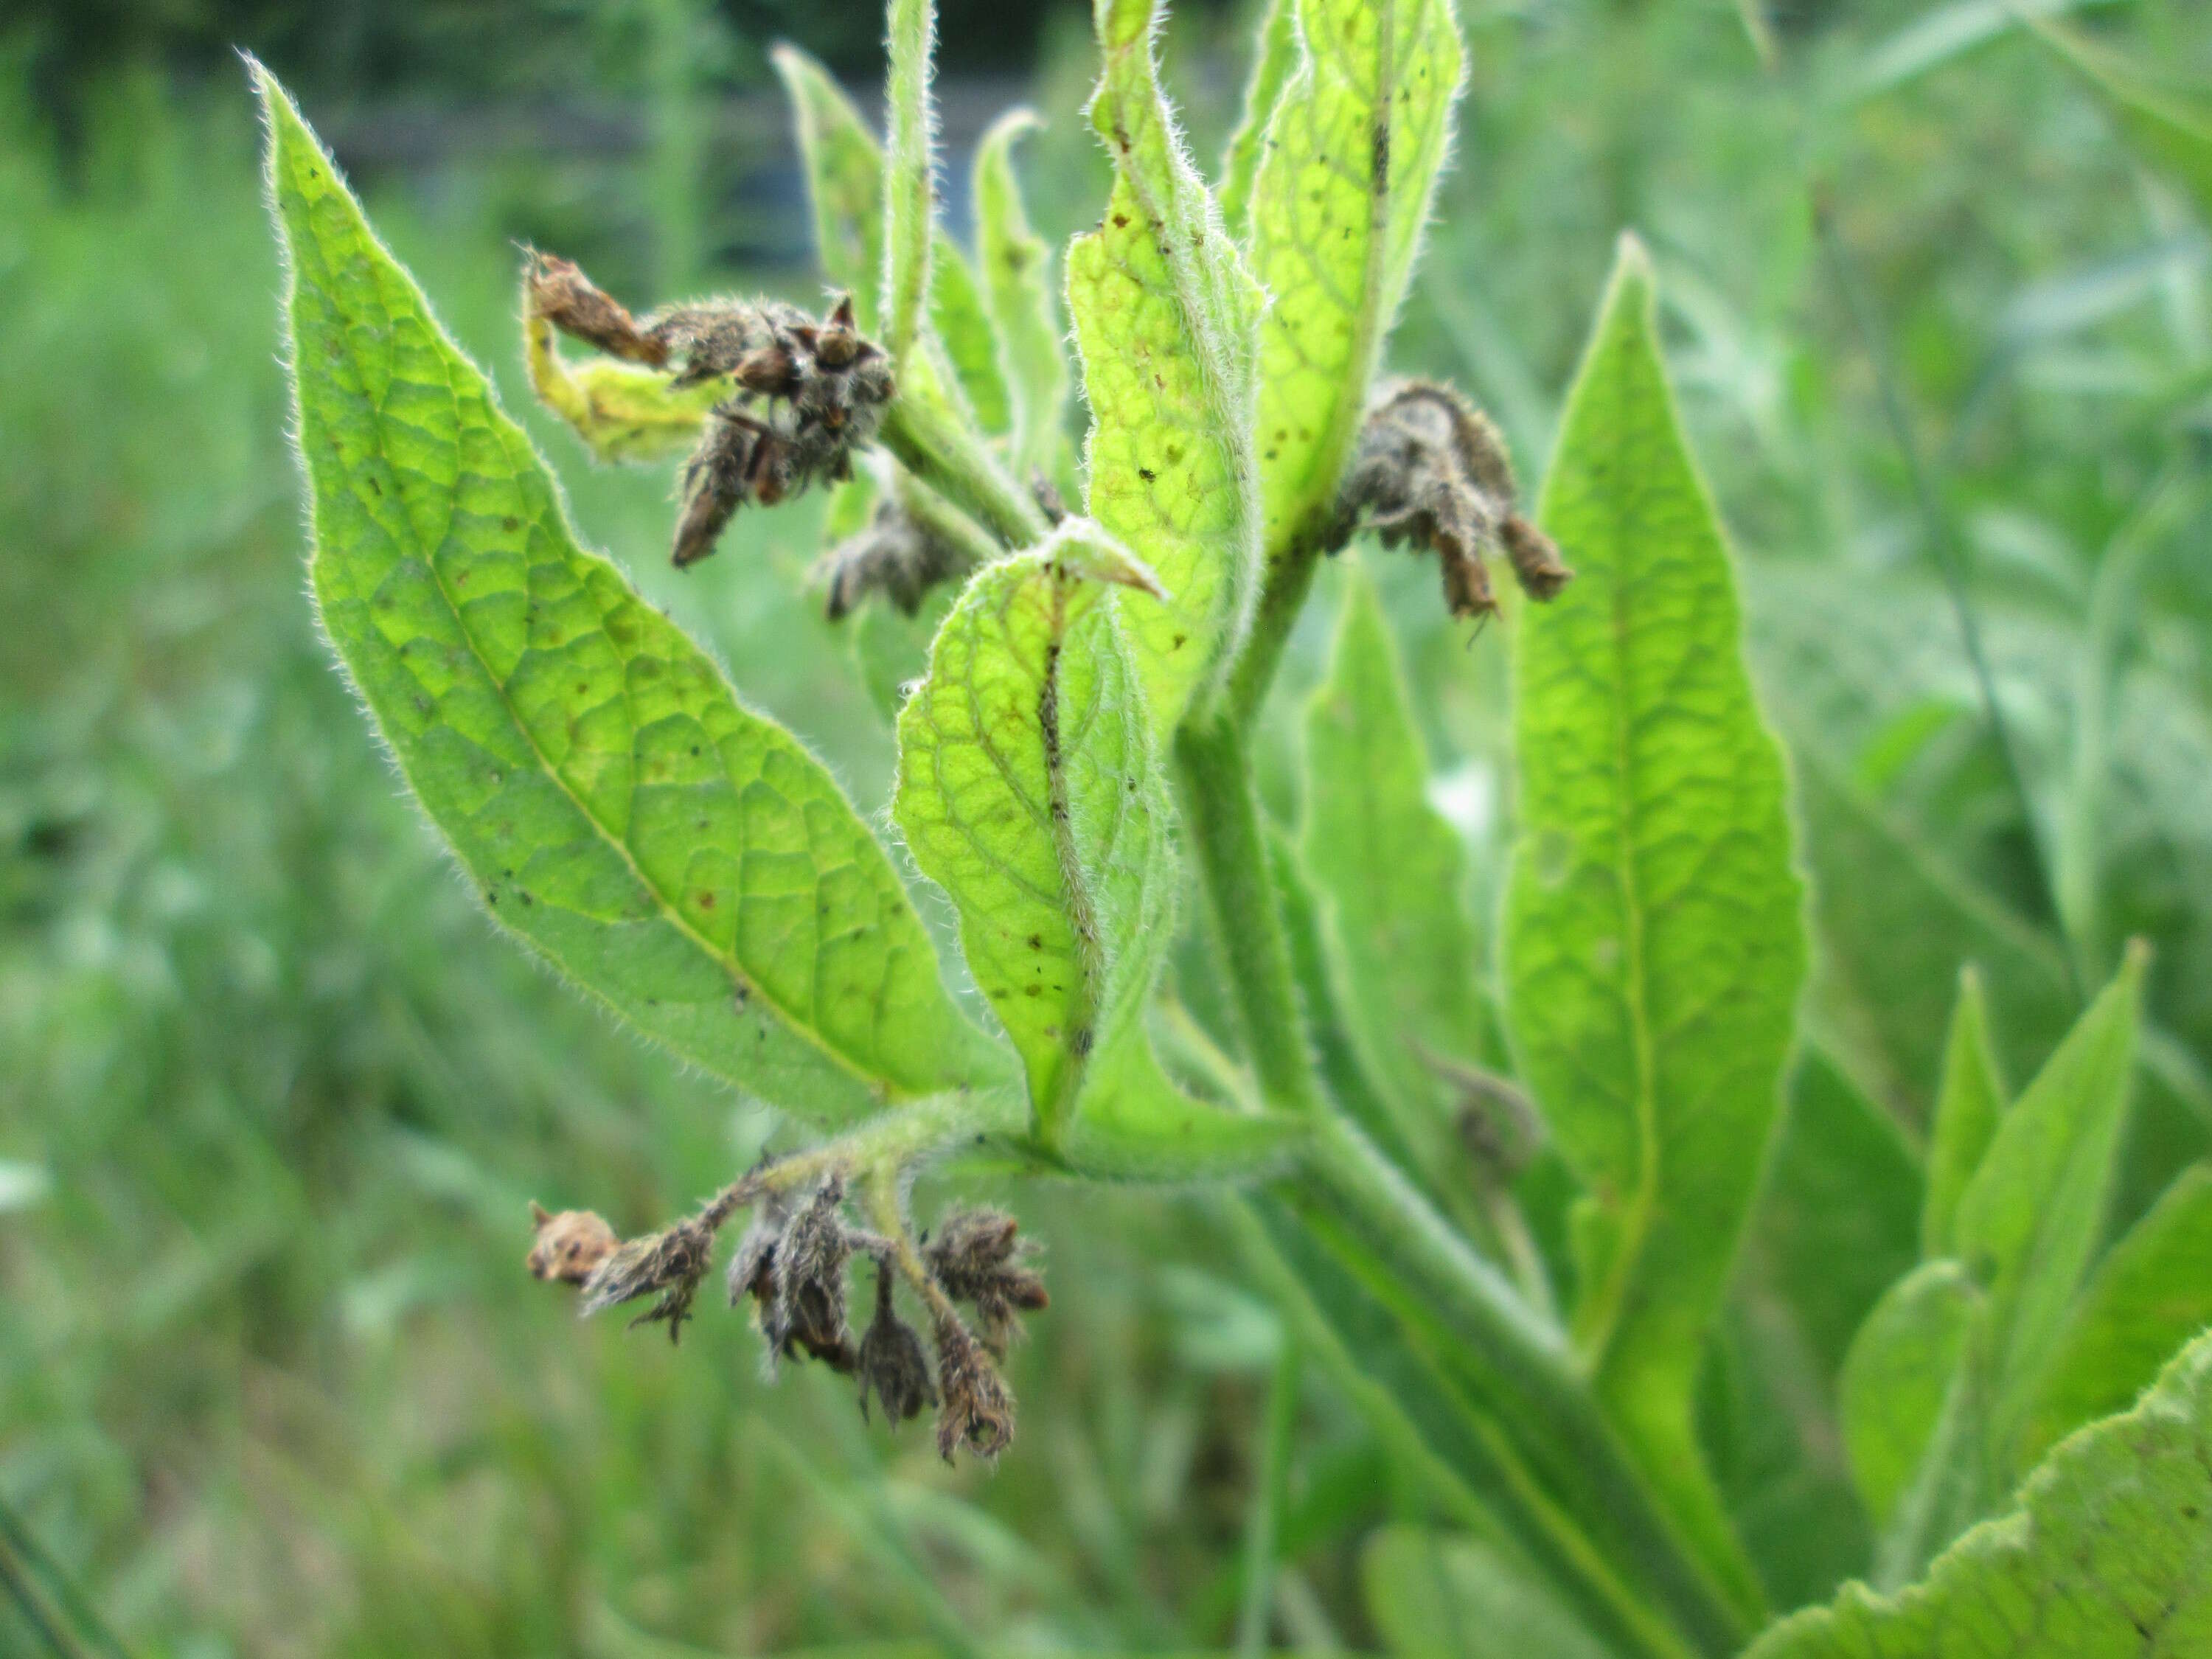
[[972, 109, 1072, 489], [1924, 968, 2008, 1257], [2014, 1164, 2212, 1468], [1245, 0, 1465, 563], [1851, 0, 2119, 101], [1363, 1526, 1613, 1659], [257, 63, 1001, 1126], [2028, 15, 2212, 219], [1954, 942, 2146, 1446], [1838, 1259, 1976, 1539], [1301, 567, 1486, 1175], [1503, 236, 1800, 1624], [1069, 0, 1265, 733], [1748, 1326, 2212, 1659]]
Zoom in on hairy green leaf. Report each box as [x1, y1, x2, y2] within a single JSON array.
[[522, 302, 722, 465], [1068, 0, 1265, 733], [771, 45, 1012, 434], [2015, 1164, 2212, 1469], [1955, 944, 2145, 1444], [1840, 1259, 1978, 1537], [882, 0, 936, 364], [1748, 1324, 2212, 1659], [973, 109, 1071, 490], [1246, 0, 1464, 557], [1925, 968, 2009, 1258], [1301, 566, 1485, 1169], [1364, 1527, 1612, 1659], [258, 66, 995, 1127], [1502, 236, 1803, 1621]]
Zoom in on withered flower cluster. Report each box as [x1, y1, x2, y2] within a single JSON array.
[[815, 497, 980, 622], [528, 1180, 1045, 1463], [1330, 380, 1572, 620], [525, 252, 894, 568]]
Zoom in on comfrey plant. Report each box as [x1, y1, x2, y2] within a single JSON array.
[[254, 0, 2212, 1652]]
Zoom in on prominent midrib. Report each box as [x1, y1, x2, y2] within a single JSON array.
[[1035, 582, 1109, 1141], [286, 184, 906, 1103]]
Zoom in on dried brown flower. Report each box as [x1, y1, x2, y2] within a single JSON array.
[[1332, 380, 1571, 620], [755, 1178, 858, 1374], [925, 1207, 1048, 1358], [579, 1216, 716, 1343], [526, 1202, 619, 1286], [856, 1265, 937, 1427], [815, 498, 978, 622], [931, 1310, 1015, 1462]]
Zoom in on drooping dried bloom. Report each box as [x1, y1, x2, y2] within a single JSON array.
[[524, 252, 894, 568], [856, 1265, 937, 1427], [725, 1192, 788, 1312], [925, 1207, 1048, 1357], [1331, 380, 1571, 619], [526, 1202, 620, 1286], [931, 1310, 1015, 1462], [816, 498, 978, 621], [762, 1178, 858, 1373], [580, 1216, 716, 1343]]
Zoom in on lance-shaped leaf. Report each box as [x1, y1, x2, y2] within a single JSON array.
[[523, 301, 723, 465], [771, 45, 1011, 434], [1924, 967, 2009, 1258], [894, 523, 1297, 1176], [1955, 944, 2145, 1450], [1069, 0, 1265, 733], [973, 109, 1072, 489], [257, 66, 997, 1127], [1302, 566, 1486, 1169], [1246, 0, 1465, 556], [1839, 1259, 1978, 1539], [2014, 1164, 2212, 1469], [1747, 1324, 2212, 1659], [1503, 237, 1803, 1623]]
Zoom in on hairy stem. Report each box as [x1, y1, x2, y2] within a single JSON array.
[[880, 393, 1051, 551]]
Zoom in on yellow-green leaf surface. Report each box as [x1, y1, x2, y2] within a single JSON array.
[[1301, 567, 1485, 1168], [2014, 1164, 2212, 1468], [1954, 945, 2144, 1446], [1840, 1259, 1978, 1537], [1748, 1324, 2212, 1659], [973, 109, 1072, 489], [894, 529, 1295, 1177], [771, 45, 1011, 434], [1245, 0, 1464, 557], [523, 304, 723, 465], [1924, 968, 2008, 1258], [259, 67, 996, 1127], [1502, 237, 1803, 1623], [1069, 0, 1265, 733]]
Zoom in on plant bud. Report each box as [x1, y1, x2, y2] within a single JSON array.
[[765, 1178, 856, 1372], [526, 1202, 619, 1286], [580, 1216, 715, 1343], [926, 1207, 1048, 1358], [931, 1311, 1015, 1462], [856, 1266, 937, 1427]]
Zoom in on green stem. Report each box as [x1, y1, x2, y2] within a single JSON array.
[[880, 392, 1050, 552], [1225, 539, 1324, 729], [1172, 715, 1326, 1116]]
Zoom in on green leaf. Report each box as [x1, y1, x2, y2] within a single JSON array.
[[1068, 0, 1265, 733], [1839, 1259, 1978, 1537], [1502, 235, 1803, 1622], [2014, 1164, 2212, 1470], [1216, 0, 1297, 238], [1363, 1526, 1613, 1659], [522, 302, 723, 465], [2030, 15, 2212, 220], [1747, 1324, 2212, 1659], [771, 45, 1012, 434], [1954, 944, 2146, 1443], [1925, 967, 2009, 1258], [1245, 0, 1465, 557], [257, 66, 995, 1127], [1301, 566, 1486, 1170], [972, 110, 1072, 490]]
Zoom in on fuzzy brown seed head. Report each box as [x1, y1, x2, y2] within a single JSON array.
[[815, 498, 978, 622], [857, 1266, 937, 1427], [526, 1202, 619, 1286], [763, 1178, 858, 1373], [926, 1207, 1048, 1358], [931, 1311, 1015, 1462], [580, 1216, 716, 1343], [1333, 380, 1571, 622]]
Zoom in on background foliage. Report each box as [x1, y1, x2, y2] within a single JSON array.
[[3, 0, 2209, 1651]]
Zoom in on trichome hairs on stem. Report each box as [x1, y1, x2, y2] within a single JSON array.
[[528, 1165, 1043, 1464], [1330, 380, 1573, 620], [525, 251, 894, 568]]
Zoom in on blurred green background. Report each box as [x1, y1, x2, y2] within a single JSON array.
[[3, 0, 2208, 1652]]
